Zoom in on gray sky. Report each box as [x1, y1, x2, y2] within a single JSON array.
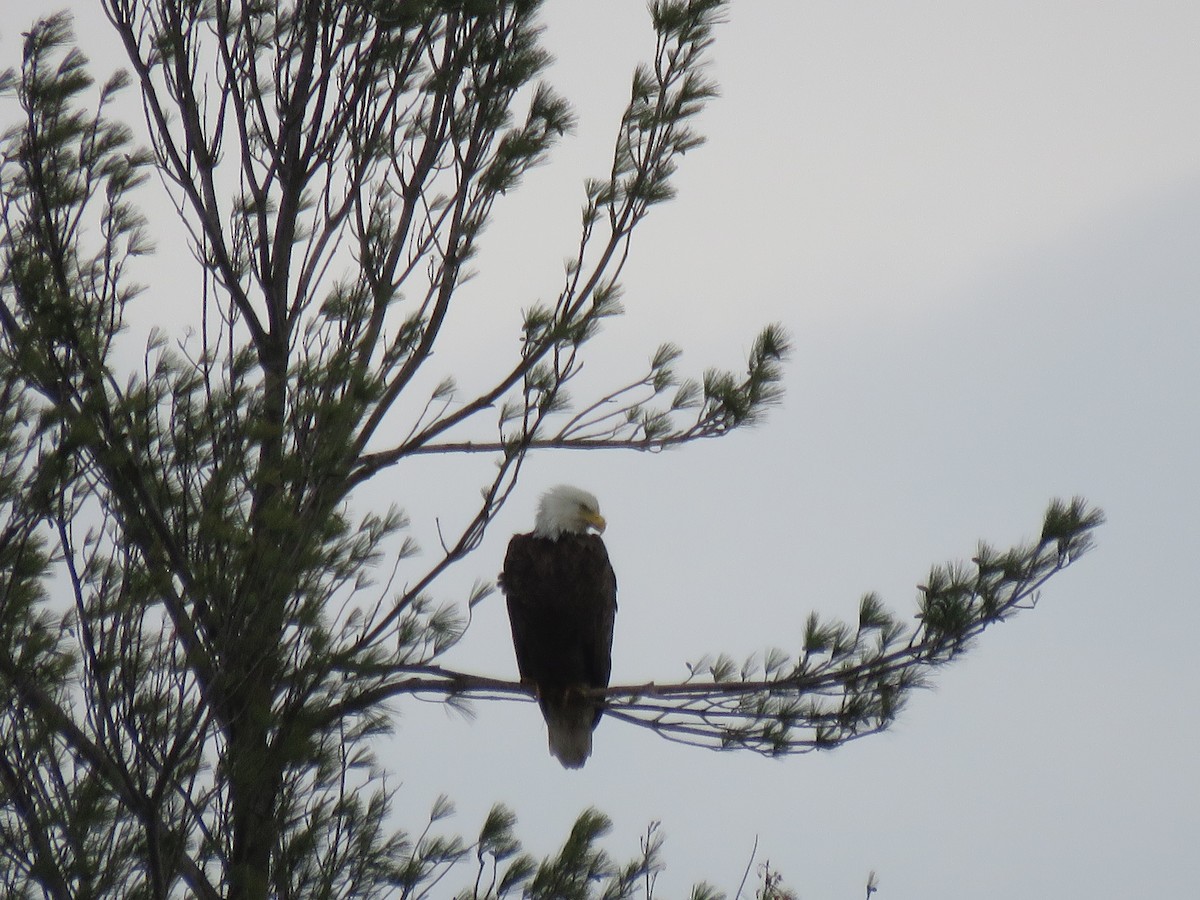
[[10, 1, 1199, 896], [412, 3, 1200, 896]]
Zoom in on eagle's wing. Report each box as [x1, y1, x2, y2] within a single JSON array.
[[583, 534, 618, 691], [499, 532, 540, 683]]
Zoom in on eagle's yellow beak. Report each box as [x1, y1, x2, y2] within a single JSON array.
[[584, 511, 607, 534]]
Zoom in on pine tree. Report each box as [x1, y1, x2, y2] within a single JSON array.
[[0, 2, 1101, 897]]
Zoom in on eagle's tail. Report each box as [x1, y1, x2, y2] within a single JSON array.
[[542, 695, 597, 769]]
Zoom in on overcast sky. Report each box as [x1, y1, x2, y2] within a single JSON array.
[[11, 1, 1199, 897], [416, 4, 1200, 897]]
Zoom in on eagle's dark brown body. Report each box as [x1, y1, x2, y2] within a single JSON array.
[[500, 531, 617, 768]]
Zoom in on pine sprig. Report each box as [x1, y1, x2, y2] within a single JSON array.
[[602, 498, 1103, 754]]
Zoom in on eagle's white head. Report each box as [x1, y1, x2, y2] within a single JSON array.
[[533, 485, 607, 539]]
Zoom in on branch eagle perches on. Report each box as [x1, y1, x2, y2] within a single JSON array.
[[332, 498, 1103, 756]]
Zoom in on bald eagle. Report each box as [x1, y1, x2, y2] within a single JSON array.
[[499, 485, 617, 769]]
